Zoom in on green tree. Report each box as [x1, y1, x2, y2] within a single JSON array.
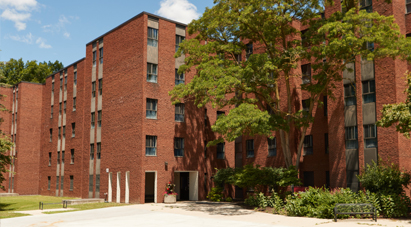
[[170, 0, 411, 169], [0, 58, 63, 85], [0, 93, 14, 190]]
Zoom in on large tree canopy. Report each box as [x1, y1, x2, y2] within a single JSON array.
[[0, 58, 63, 85], [170, 0, 411, 169]]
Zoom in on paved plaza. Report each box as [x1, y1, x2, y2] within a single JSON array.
[[2, 202, 411, 227]]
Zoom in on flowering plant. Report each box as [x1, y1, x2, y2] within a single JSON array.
[[164, 182, 178, 196]]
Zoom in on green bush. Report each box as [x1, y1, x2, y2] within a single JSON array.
[[207, 187, 224, 202], [225, 197, 233, 202], [358, 160, 411, 195], [244, 191, 284, 211], [213, 164, 301, 192]]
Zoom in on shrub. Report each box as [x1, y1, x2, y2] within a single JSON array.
[[358, 160, 411, 195], [213, 164, 301, 192], [207, 187, 224, 202], [225, 197, 233, 202], [244, 191, 284, 211]]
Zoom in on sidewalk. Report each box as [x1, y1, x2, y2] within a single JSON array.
[[134, 201, 411, 227]]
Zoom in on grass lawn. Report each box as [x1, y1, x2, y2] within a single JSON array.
[[0, 195, 129, 219], [43, 202, 129, 214]]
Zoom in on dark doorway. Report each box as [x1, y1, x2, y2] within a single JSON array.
[[179, 172, 189, 201], [145, 172, 155, 203]]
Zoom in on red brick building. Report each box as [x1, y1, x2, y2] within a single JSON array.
[[2, 3, 411, 203]]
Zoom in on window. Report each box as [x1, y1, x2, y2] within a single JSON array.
[[146, 136, 157, 156], [98, 79, 103, 95], [89, 175, 93, 192], [146, 99, 157, 119], [176, 35, 185, 52], [51, 105, 53, 118], [97, 142, 101, 159], [148, 27, 158, 47], [175, 103, 185, 122], [408, 0, 411, 14], [90, 144, 94, 160], [301, 29, 309, 47], [59, 103, 62, 114], [74, 72, 77, 86], [96, 174, 100, 194], [147, 63, 158, 83], [217, 111, 225, 119], [70, 149, 74, 164], [324, 96, 328, 116], [174, 137, 184, 157], [246, 43, 253, 60], [50, 129, 52, 142], [64, 101, 66, 114], [364, 124, 377, 148], [69, 176, 73, 191], [73, 97, 76, 111], [64, 76, 67, 90], [175, 69, 185, 85], [62, 151, 65, 164], [60, 78, 63, 88], [325, 133, 329, 154], [92, 82, 96, 98], [52, 82, 54, 91], [48, 152, 51, 166], [268, 137, 277, 157], [301, 64, 311, 84], [302, 99, 310, 113], [98, 111, 102, 127], [58, 127, 61, 140], [303, 171, 314, 187], [217, 143, 225, 159], [56, 176, 59, 190], [362, 80, 376, 103], [72, 123, 75, 137], [99, 47, 103, 64], [304, 135, 313, 155], [360, 0, 372, 12], [344, 84, 356, 106], [246, 140, 254, 158], [204, 140, 207, 158], [91, 112, 95, 128], [345, 126, 358, 149], [48, 176, 51, 190], [63, 126, 66, 139], [93, 51, 97, 66], [57, 151, 60, 164]]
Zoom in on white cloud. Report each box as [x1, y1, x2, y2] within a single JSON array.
[[43, 15, 76, 39], [0, 0, 37, 11], [156, 0, 199, 24], [0, 0, 38, 31], [7, 32, 33, 44], [36, 37, 51, 49]]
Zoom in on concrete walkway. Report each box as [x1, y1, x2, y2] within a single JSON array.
[[3, 201, 411, 227]]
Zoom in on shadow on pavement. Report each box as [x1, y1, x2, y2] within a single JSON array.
[[170, 201, 253, 216]]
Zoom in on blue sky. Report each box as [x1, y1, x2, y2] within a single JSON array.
[[0, 0, 214, 66]]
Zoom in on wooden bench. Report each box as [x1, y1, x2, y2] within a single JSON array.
[[334, 203, 376, 222]]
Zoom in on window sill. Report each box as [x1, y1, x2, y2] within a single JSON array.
[[48, 165, 51, 167], [146, 81, 158, 84], [70, 163, 74, 165], [69, 189, 73, 191], [174, 156, 184, 158], [146, 155, 157, 157], [146, 117, 157, 120]]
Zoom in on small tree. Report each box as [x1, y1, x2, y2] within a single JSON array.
[[358, 160, 411, 195], [0, 91, 14, 190]]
